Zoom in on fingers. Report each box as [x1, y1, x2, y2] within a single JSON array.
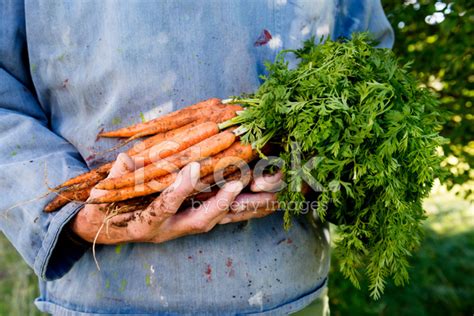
[[229, 192, 277, 213], [78, 154, 144, 244], [88, 153, 135, 201], [218, 206, 276, 224], [220, 192, 278, 224], [250, 171, 283, 192], [155, 180, 243, 241], [145, 162, 200, 221], [108, 153, 135, 179]]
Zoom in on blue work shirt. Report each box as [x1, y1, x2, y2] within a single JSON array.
[[0, 1, 393, 315]]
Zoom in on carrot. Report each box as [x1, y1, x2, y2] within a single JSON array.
[[98, 98, 221, 138], [199, 165, 242, 185], [100, 103, 243, 154], [55, 163, 111, 189], [56, 123, 217, 189], [189, 169, 250, 202], [101, 102, 241, 140], [62, 174, 104, 191], [106, 112, 198, 138], [126, 122, 199, 156], [132, 121, 219, 166], [193, 161, 252, 191], [139, 103, 241, 135], [87, 141, 255, 203], [109, 164, 252, 214], [103, 194, 158, 216], [131, 103, 242, 141], [123, 106, 232, 141], [206, 104, 243, 122], [190, 190, 218, 203], [98, 165, 253, 214], [44, 187, 92, 212], [54, 104, 243, 191], [96, 130, 237, 190], [88, 174, 177, 204]]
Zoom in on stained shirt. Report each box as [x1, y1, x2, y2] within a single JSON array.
[[0, 1, 393, 315]]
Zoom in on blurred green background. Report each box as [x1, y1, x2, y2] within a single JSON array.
[[0, 0, 472, 315]]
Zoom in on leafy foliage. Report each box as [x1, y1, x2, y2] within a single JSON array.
[[329, 192, 474, 316], [0, 233, 42, 316], [228, 33, 446, 298], [384, 0, 474, 198]]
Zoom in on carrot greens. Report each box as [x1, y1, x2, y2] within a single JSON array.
[[224, 33, 446, 298]]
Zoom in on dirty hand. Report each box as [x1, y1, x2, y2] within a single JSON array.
[[218, 171, 282, 224], [71, 153, 278, 244]]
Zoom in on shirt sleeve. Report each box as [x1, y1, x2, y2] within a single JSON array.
[[367, 0, 394, 48], [0, 1, 91, 281], [333, 0, 394, 49]]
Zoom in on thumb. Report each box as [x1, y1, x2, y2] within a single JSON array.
[[107, 153, 135, 179], [87, 153, 135, 202]]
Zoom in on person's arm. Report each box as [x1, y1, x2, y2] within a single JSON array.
[[0, 1, 90, 281], [367, 0, 394, 48], [71, 155, 276, 244], [333, 0, 394, 49]]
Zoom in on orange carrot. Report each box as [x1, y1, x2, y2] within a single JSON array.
[[44, 187, 92, 212], [54, 104, 243, 191], [88, 174, 177, 204], [193, 160, 252, 191], [125, 104, 243, 155], [100, 103, 243, 154], [96, 130, 237, 190], [188, 165, 252, 202], [189, 169, 251, 203], [98, 98, 221, 138], [55, 163, 111, 189], [123, 106, 233, 140], [87, 141, 255, 203], [125, 122, 199, 156], [132, 121, 220, 166], [206, 104, 243, 123], [104, 195, 158, 215], [56, 123, 217, 189], [100, 101, 241, 140], [91, 167, 252, 212]]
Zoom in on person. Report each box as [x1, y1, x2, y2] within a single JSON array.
[[0, 1, 393, 315]]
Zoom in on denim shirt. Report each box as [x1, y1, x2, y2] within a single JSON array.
[[0, 1, 393, 315]]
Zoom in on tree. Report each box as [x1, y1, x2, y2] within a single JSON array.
[[383, 0, 473, 198]]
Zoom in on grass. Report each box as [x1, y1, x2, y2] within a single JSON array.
[[0, 235, 43, 316], [0, 185, 472, 315], [329, 183, 474, 316]]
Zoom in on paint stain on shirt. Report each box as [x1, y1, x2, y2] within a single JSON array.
[[111, 117, 122, 125], [254, 29, 272, 46], [226, 258, 235, 277], [204, 264, 212, 282], [119, 279, 127, 292]]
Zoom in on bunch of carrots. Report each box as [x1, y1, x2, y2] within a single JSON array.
[[44, 35, 445, 298], [45, 98, 258, 213]]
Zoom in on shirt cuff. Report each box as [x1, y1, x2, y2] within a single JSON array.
[[33, 202, 90, 281]]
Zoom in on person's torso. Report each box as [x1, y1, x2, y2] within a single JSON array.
[[25, 1, 346, 314]]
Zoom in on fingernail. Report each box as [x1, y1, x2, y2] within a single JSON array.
[[189, 162, 200, 184], [117, 153, 134, 171], [224, 181, 243, 194], [173, 170, 184, 187]]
